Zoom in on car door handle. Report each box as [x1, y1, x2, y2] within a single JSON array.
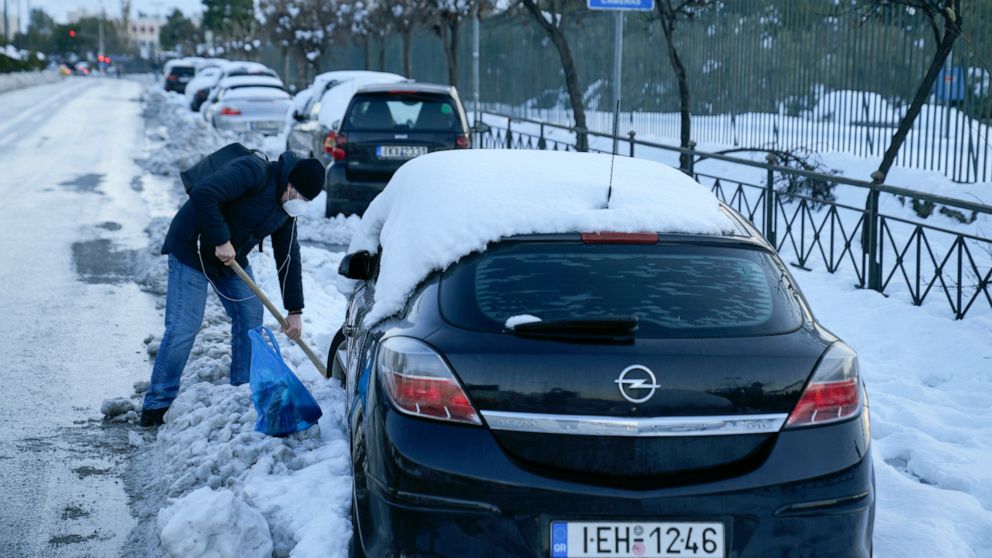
[[343, 325, 356, 337]]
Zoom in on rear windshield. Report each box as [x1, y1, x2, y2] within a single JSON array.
[[170, 66, 195, 76], [440, 242, 804, 338], [344, 93, 461, 131]]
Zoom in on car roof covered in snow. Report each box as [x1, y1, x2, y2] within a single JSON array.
[[216, 75, 284, 90], [317, 73, 410, 129], [354, 82, 456, 96], [221, 86, 291, 101], [343, 149, 737, 324]]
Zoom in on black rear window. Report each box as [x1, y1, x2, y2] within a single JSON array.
[[170, 66, 195, 76], [344, 93, 461, 131], [440, 242, 804, 338]]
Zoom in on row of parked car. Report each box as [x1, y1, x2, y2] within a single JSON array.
[[163, 57, 479, 218]]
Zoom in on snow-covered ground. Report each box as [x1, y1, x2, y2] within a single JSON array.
[[118, 85, 992, 557]]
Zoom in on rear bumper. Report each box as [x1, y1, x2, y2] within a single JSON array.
[[213, 117, 285, 135], [355, 404, 874, 558], [326, 163, 387, 217]]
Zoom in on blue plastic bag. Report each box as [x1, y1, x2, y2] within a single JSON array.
[[249, 326, 323, 437]]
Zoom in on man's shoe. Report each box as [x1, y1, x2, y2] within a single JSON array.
[[140, 407, 168, 427]]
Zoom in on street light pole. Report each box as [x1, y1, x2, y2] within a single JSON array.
[[472, 0, 480, 126], [611, 11, 623, 155]]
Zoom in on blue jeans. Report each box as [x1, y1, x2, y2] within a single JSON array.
[[143, 255, 264, 411]]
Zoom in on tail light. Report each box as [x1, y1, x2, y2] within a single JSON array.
[[219, 106, 241, 116], [785, 343, 862, 429], [581, 232, 659, 244], [166, 74, 178, 81], [377, 337, 481, 426], [455, 134, 471, 149], [324, 132, 347, 159]]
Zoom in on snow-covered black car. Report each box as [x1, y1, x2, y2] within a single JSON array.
[[323, 82, 470, 217], [330, 150, 874, 558]]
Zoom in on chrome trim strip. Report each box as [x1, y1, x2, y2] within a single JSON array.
[[480, 411, 788, 437]]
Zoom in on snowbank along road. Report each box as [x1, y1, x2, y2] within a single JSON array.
[[0, 77, 990, 557]]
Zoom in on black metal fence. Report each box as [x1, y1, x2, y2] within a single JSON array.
[[307, 0, 992, 183], [472, 110, 992, 320]]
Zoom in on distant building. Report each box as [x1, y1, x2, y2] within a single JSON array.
[[128, 14, 165, 59]]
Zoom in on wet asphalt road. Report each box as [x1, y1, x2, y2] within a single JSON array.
[[0, 78, 163, 557]]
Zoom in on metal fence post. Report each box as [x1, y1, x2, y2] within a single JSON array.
[[505, 119, 513, 149], [628, 131, 636, 157], [865, 171, 884, 291], [764, 153, 778, 247], [686, 141, 697, 177], [538, 123, 547, 150]]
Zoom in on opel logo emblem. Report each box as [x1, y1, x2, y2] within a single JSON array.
[[615, 365, 660, 404]]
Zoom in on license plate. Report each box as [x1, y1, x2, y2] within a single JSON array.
[[178, 76, 191, 83], [376, 145, 428, 160], [251, 122, 283, 131], [550, 522, 725, 558]]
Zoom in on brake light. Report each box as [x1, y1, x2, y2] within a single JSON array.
[[167, 74, 178, 81], [785, 343, 862, 428], [581, 232, 659, 244], [219, 106, 241, 116], [455, 134, 471, 149], [378, 337, 481, 425], [324, 132, 347, 154], [332, 147, 346, 161]]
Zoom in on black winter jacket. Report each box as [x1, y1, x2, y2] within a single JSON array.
[[162, 151, 305, 312]]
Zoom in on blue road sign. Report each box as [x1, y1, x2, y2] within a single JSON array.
[[588, 0, 654, 11]]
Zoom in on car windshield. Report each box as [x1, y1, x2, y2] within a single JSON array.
[[344, 93, 459, 131], [440, 242, 804, 338]]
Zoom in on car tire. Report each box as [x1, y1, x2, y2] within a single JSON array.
[[348, 491, 365, 558]]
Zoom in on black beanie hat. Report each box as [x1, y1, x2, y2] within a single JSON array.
[[288, 158, 325, 201]]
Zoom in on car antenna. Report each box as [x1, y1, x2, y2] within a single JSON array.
[[606, 98, 621, 209]]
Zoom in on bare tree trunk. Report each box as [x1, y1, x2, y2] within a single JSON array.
[[549, 30, 588, 151], [378, 35, 386, 71], [447, 19, 460, 89], [875, 21, 961, 182], [402, 29, 413, 78], [660, 20, 692, 172], [519, 0, 588, 151]]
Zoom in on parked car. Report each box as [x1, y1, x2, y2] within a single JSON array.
[[163, 58, 196, 93], [331, 150, 875, 558], [286, 70, 406, 161], [184, 66, 224, 111], [194, 61, 279, 114], [324, 82, 470, 217], [202, 75, 291, 135]]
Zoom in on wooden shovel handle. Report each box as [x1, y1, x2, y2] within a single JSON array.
[[229, 260, 329, 378]]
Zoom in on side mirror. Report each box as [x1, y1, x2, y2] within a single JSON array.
[[338, 250, 373, 280], [470, 121, 491, 134]]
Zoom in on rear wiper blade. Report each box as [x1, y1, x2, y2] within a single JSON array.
[[508, 316, 638, 344]]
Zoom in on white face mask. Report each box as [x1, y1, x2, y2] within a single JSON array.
[[282, 199, 309, 217]]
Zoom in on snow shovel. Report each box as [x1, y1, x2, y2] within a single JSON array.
[[228, 260, 329, 379]]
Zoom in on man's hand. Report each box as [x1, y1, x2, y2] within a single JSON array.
[[215, 241, 236, 266], [283, 314, 302, 341]]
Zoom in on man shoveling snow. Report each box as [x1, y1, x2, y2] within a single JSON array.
[[140, 150, 325, 427]]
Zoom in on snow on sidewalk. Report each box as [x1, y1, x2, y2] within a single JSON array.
[[126, 89, 355, 558], [130, 87, 992, 558], [793, 269, 992, 557]]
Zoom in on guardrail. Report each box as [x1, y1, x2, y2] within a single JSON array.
[[472, 110, 992, 320]]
